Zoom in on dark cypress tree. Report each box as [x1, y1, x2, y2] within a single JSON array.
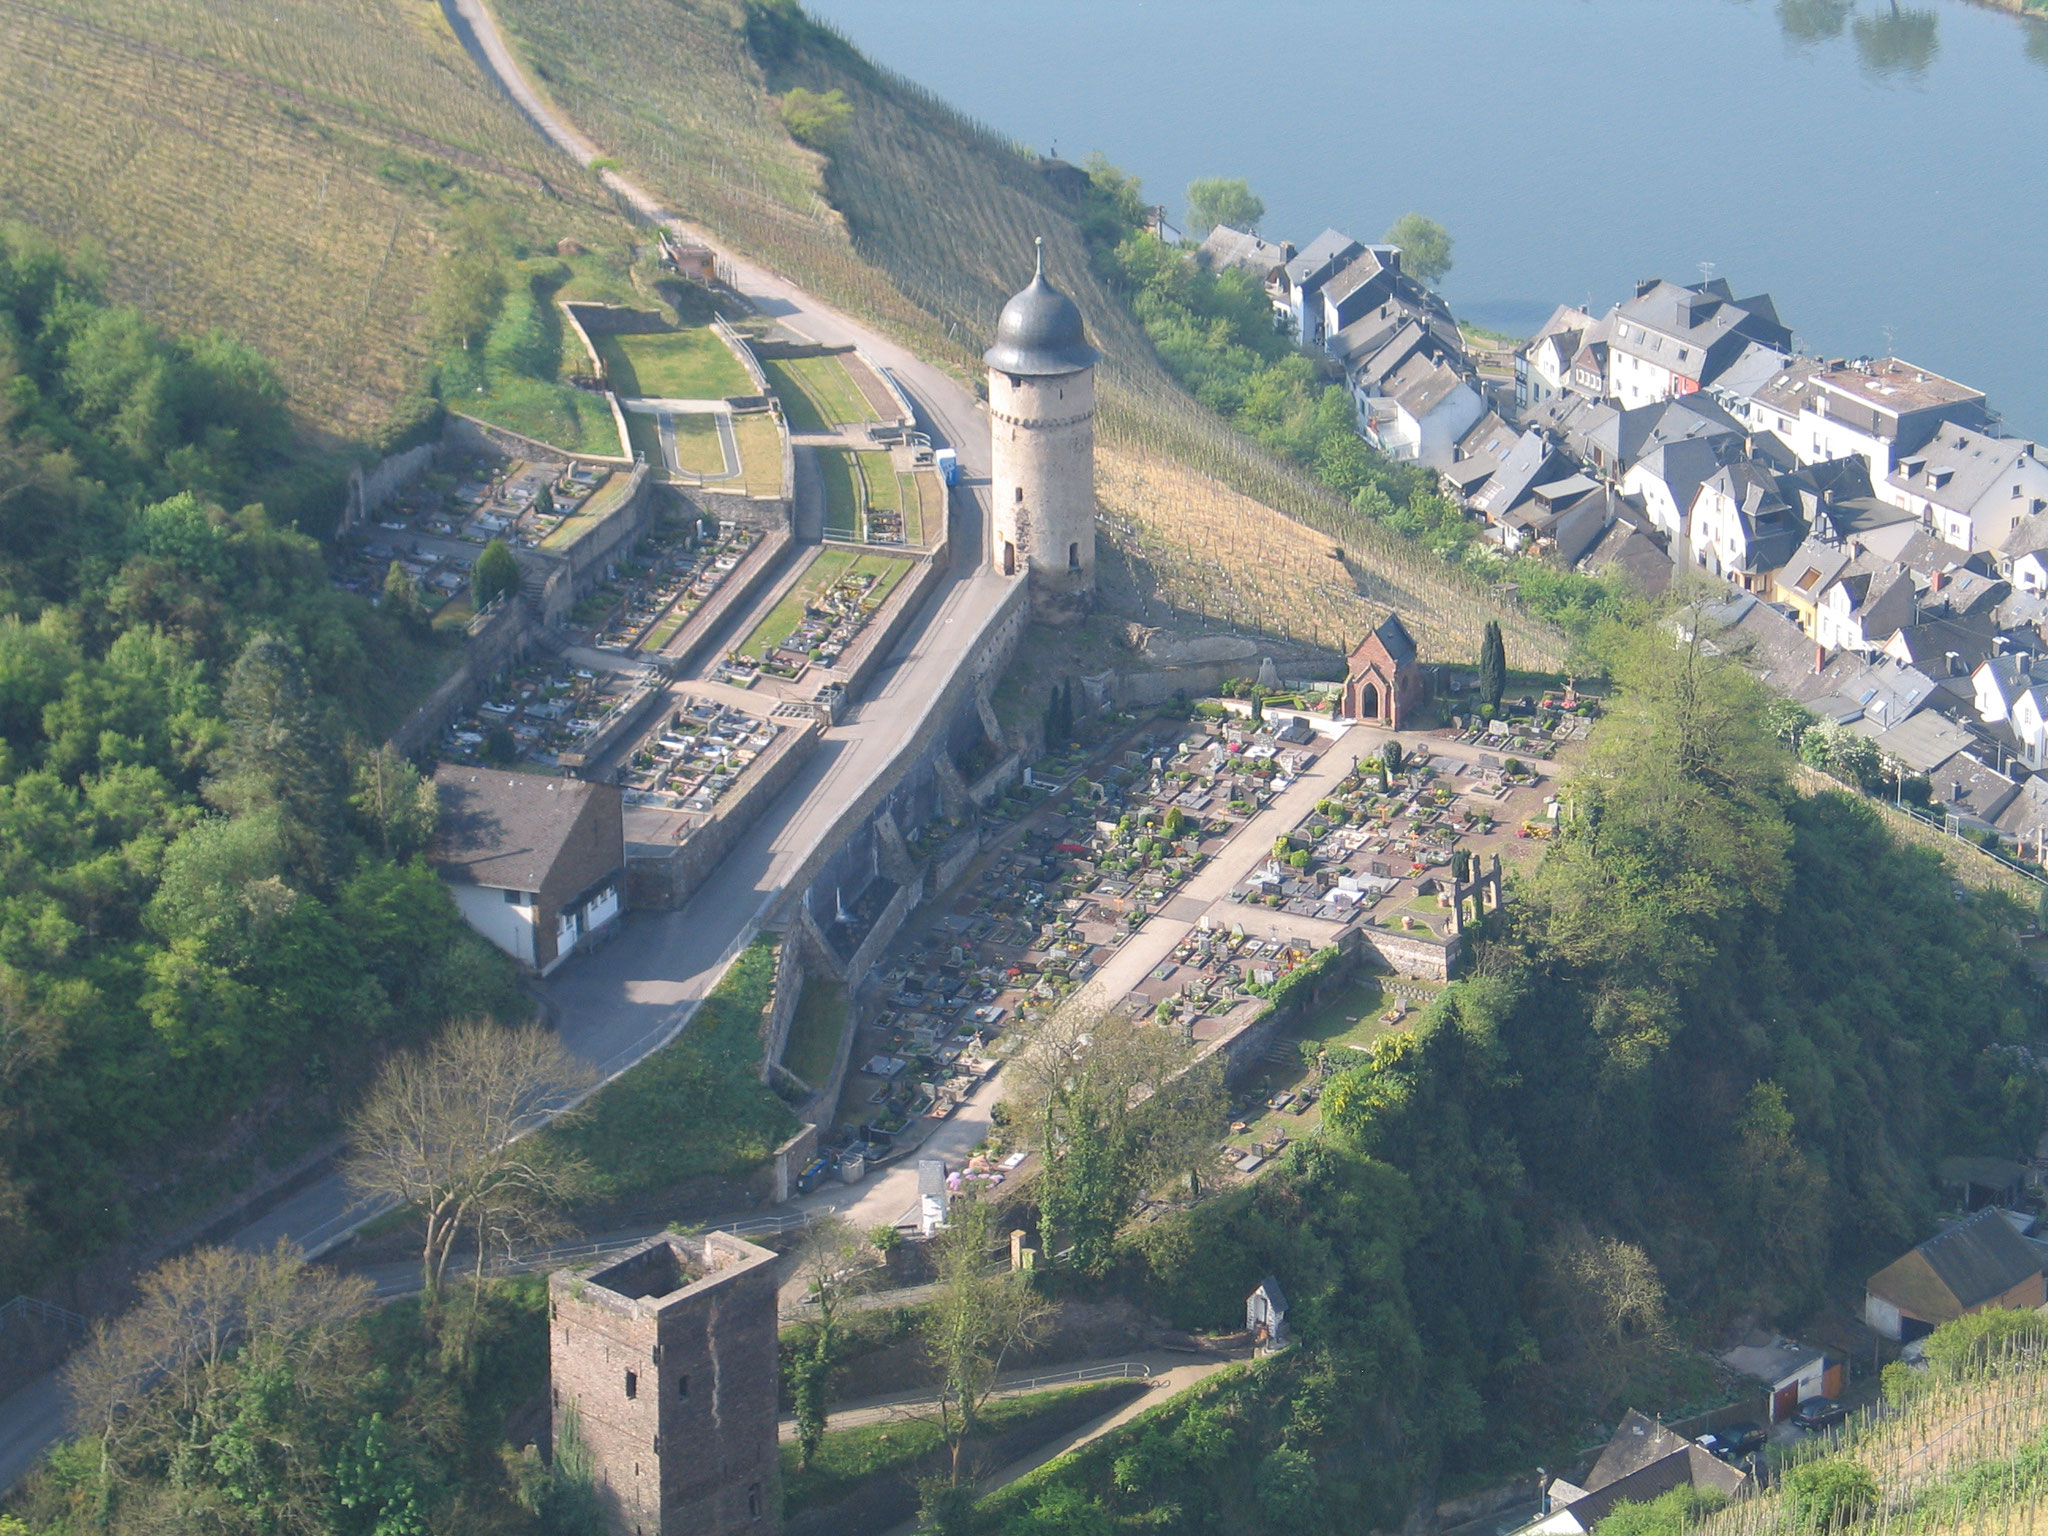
[[1478, 620, 1507, 713]]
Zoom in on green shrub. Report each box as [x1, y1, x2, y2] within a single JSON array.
[[1783, 1459, 1877, 1529], [780, 87, 854, 148]]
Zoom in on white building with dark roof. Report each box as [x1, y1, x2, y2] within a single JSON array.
[[1606, 278, 1792, 410], [1887, 425, 2048, 554], [432, 765, 626, 974]]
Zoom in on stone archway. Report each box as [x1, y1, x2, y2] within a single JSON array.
[[1360, 683, 1380, 721]]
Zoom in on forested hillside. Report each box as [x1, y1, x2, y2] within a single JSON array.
[[992, 622, 2044, 1535], [0, 236, 523, 1292]]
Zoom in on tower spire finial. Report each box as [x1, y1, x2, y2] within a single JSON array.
[[1034, 235, 1044, 279]]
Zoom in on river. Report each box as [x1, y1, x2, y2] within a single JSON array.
[[804, 0, 2048, 437]]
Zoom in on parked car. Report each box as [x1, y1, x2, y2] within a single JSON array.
[[1791, 1399, 1846, 1432], [1697, 1423, 1766, 1460]]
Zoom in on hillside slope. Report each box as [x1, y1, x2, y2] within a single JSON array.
[[485, 0, 1565, 664], [0, 0, 624, 443]]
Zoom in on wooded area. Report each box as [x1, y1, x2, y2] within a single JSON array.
[[0, 233, 524, 1294]]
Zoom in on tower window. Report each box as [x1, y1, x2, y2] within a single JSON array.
[[677, 1374, 690, 1399], [1003, 542, 1016, 576], [748, 1484, 763, 1520], [1014, 486, 1023, 503], [1069, 542, 1080, 570], [625, 1371, 637, 1399]]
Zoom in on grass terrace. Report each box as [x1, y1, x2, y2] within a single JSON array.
[[670, 413, 730, 476], [781, 978, 847, 1089], [761, 351, 883, 432], [597, 324, 754, 400], [624, 409, 666, 475], [820, 448, 863, 538], [733, 413, 786, 497], [737, 548, 912, 660], [780, 1382, 1136, 1519], [538, 469, 635, 551], [549, 936, 796, 1196]]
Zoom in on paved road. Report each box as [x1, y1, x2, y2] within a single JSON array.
[[0, 1, 1020, 1494]]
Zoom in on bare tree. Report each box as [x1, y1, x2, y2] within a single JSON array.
[[67, 1243, 371, 1496], [787, 1216, 879, 1469], [343, 1018, 593, 1310], [919, 1200, 1052, 1483]]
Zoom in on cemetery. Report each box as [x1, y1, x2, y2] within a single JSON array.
[[809, 690, 1590, 1188], [435, 658, 644, 771], [731, 547, 914, 678], [617, 695, 783, 816]]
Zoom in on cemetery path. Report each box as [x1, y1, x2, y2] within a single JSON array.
[[1067, 725, 1368, 1013], [774, 1349, 1236, 1440]]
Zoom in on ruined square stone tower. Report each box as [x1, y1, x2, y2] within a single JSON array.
[[549, 1231, 780, 1536]]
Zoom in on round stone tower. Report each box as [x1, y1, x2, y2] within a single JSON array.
[[985, 239, 1100, 624]]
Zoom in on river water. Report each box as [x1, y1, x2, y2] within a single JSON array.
[[804, 0, 2048, 436]]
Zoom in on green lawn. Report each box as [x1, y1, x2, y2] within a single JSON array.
[[904, 471, 941, 545], [448, 365, 622, 457], [670, 413, 731, 475], [624, 410, 667, 477], [781, 1383, 1133, 1519], [596, 325, 754, 400], [740, 547, 860, 659], [548, 937, 797, 1197], [761, 352, 881, 431], [733, 413, 786, 497], [857, 451, 900, 515], [820, 449, 862, 539], [1290, 976, 1397, 1057], [782, 978, 847, 1088], [539, 471, 634, 552]]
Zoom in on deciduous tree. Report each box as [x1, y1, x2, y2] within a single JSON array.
[[920, 1200, 1052, 1481], [1384, 213, 1454, 285], [1185, 177, 1265, 238], [343, 1019, 593, 1312]]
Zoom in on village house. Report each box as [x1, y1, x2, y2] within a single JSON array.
[[1888, 425, 2048, 554], [1519, 1411, 1749, 1536], [1863, 1206, 2046, 1343], [1814, 555, 1918, 655], [1340, 613, 1426, 728], [1197, 223, 1294, 283], [1359, 350, 1484, 468], [1687, 459, 1805, 592], [1271, 227, 1362, 345], [431, 765, 626, 975], [1517, 304, 1597, 409], [1604, 278, 1792, 411]]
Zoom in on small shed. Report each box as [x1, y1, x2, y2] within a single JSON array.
[[1717, 1333, 1841, 1422], [1247, 1276, 1289, 1353]]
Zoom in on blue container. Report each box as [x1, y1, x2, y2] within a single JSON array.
[[934, 447, 959, 487]]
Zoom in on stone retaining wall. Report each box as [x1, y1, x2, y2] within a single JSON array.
[[655, 525, 794, 677], [342, 440, 438, 534], [387, 597, 537, 755], [1360, 923, 1460, 979], [769, 578, 1029, 931], [625, 717, 823, 910]]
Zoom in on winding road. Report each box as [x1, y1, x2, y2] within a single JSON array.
[[0, 0, 1021, 1494]]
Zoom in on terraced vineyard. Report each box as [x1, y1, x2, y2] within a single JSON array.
[[0, 0, 623, 442]]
